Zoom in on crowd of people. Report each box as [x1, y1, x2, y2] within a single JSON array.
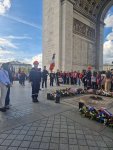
[[0, 60, 113, 112], [41, 67, 113, 92]]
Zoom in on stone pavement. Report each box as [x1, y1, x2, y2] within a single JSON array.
[[0, 81, 113, 150]]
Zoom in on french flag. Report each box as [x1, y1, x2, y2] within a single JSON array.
[[49, 54, 55, 71]]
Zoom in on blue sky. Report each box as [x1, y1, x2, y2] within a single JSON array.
[[0, 0, 113, 65], [0, 0, 42, 66]]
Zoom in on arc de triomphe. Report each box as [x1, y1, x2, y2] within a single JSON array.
[[43, 0, 113, 71]]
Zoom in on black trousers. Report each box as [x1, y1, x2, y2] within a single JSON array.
[[92, 82, 97, 89], [50, 79, 54, 86], [32, 82, 40, 100], [66, 77, 69, 84], [5, 87, 10, 106], [42, 78, 47, 88]]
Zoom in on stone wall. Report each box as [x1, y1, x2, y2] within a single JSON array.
[[72, 10, 96, 71], [43, 0, 61, 71]]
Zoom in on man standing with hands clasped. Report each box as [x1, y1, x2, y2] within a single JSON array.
[[29, 61, 41, 103]]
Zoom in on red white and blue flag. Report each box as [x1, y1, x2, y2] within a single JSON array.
[[49, 54, 55, 71]]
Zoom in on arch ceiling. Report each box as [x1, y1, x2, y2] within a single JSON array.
[[62, 0, 112, 21]]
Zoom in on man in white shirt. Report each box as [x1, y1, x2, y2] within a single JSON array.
[[0, 63, 10, 112]]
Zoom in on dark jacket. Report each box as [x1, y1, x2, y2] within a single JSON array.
[[41, 70, 48, 80], [29, 68, 41, 83]]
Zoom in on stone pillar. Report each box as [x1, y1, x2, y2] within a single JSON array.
[[61, 0, 73, 71], [96, 22, 104, 71], [42, 0, 61, 71]]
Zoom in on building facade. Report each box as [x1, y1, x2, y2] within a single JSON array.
[[9, 61, 32, 73], [43, 0, 113, 71]]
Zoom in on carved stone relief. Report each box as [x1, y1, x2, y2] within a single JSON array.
[[73, 18, 95, 41]]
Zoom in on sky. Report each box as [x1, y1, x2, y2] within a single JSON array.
[[104, 6, 113, 64], [0, 0, 113, 67], [0, 0, 42, 67]]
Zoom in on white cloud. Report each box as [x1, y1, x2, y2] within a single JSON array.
[[23, 53, 42, 68], [0, 37, 17, 49], [2, 14, 42, 30], [103, 12, 113, 64], [5, 35, 32, 40], [106, 32, 113, 40], [0, 0, 11, 15], [0, 48, 14, 55]]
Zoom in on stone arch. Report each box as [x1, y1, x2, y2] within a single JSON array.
[[96, 1, 113, 70], [43, 0, 113, 71]]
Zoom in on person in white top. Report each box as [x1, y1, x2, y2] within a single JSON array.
[[0, 63, 10, 112]]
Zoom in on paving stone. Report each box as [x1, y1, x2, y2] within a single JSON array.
[[105, 141, 113, 147], [11, 140, 22, 147], [29, 126, 37, 131], [87, 140, 97, 146], [49, 142, 59, 150], [35, 131, 43, 136], [27, 130, 36, 136], [59, 143, 69, 150], [12, 130, 21, 135], [19, 130, 28, 135], [20, 141, 31, 148], [7, 134, 17, 140], [45, 127, 52, 132], [39, 142, 49, 149], [0, 139, 4, 144], [78, 139, 87, 146], [32, 136, 42, 142], [68, 133, 76, 139], [76, 130, 84, 134], [1, 139, 12, 146], [0, 134, 8, 139], [69, 138, 77, 145], [52, 132, 59, 138], [15, 135, 25, 140], [79, 145, 89, 150], [94, 136, 103, 141], [41, 136, 51, 142], [68, 129, 75, 134], [29, 142, 40, 149], [76, 134, 85, 140], [7, 147, 18, 150], [0, 146, 8, 150], [89, 147, 99, 150], [43, 131, 51, 137], [60, 128, 67, 133], [60, 137, 68, 144], [99, 148, 109, 150], [60, 132, 68, 138], [24, 135, 33, 141], [85, 135, 94, 140], [50, 137, 59, 143], [96, 141, 107, 147], [68, 126, 75, 130], [69, 145, 79, 150], [18, 148, 28, 150]]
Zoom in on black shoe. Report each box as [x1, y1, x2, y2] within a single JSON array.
[[0, 107, 6, 112], [32, 99, 39, 103]]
